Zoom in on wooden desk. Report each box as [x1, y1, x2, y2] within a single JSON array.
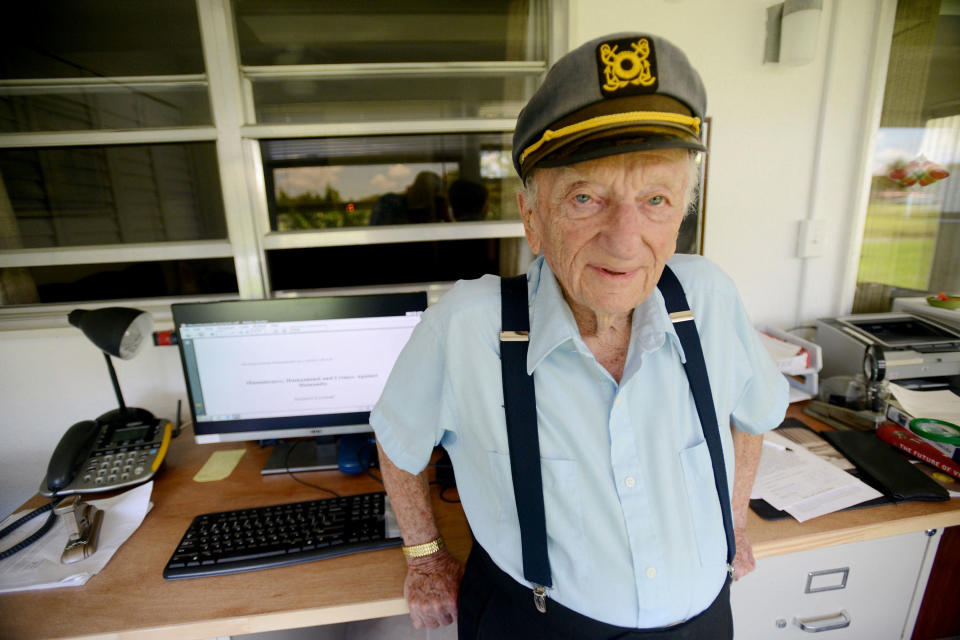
[[2, 407, 959, 640], [0, 433, 470, 640]]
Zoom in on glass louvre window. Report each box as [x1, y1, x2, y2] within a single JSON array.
[[855, 0, 959, 306], [235, 1, 545, 65], [235, 0, 546, 125], [0, 258, 238, 305], [251, 76, 532, 124], [0, 0, 210, 133], [262, 134, 522, 231], [268, 240, 505, 292], [0, 143, 226, 249]]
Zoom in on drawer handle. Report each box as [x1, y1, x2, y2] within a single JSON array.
[[796, 611, 851, 633]]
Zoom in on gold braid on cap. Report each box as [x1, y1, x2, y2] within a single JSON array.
[[519, 111, 701, 166]]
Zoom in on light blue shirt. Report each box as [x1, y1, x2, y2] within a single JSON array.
[[371, 255, 788, 628]]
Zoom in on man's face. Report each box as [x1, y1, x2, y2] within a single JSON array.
[[519, 149, 690, 322]]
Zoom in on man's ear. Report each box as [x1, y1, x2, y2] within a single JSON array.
[[517, 189, 541, 255]]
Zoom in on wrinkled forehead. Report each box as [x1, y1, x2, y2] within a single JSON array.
[[535, 148, 691, 193]]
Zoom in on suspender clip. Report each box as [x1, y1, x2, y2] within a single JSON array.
[[500, 330, 530, 342], [727, 563, 735, 578], [532, 585, 548, 613]]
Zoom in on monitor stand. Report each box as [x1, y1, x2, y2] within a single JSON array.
[[261, 436, 338, 475]]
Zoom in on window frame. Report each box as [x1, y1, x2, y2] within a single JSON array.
[[0, 0, 566, 324]]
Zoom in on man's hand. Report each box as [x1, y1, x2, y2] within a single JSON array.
[[731, 527, 755, 580], [404, 550, 465, 629]]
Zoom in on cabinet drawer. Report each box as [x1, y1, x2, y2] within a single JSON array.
[[731, 530, 940, 639]]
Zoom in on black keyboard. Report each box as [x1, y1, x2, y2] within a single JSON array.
[[163, 492, 402, 579]]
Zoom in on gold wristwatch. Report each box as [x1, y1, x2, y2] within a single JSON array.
[[401, 536, 445, 559]]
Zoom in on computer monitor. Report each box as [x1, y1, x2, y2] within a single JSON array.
[[171, 292, 427, 474]]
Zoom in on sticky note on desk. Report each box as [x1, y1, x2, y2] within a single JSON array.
[[194, 449, 246, 482]]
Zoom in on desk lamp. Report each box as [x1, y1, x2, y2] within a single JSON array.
[[68, 307, 156, 429]]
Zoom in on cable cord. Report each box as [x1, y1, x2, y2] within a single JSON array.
[[282, 440, 340, 498], [0, 496, 64, 561]]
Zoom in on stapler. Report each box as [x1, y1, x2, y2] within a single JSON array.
[[54, 495, 104, 564]]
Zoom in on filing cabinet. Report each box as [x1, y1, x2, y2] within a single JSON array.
[[731, 529, 942, 639]]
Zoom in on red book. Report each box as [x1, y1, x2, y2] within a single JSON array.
[[876, 424, 960, 480]]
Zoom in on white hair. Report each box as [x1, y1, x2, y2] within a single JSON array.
[[520, 150, 701, 218]]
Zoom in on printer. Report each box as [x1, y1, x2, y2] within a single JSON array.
[[816, 313, 960, 388]]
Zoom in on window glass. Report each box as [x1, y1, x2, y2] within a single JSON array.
[[268, 240, 504, 291], [235, 0, 543, 66], [0, 1, 209, 133], [262, 133, 522, 231], [0, 88, 212, 133], [251, 76, 535, 124], [0, 259, 238, 306], [0, 143, 226, 249], [0, 1, 205, 79], [856, 2, 959, 304]]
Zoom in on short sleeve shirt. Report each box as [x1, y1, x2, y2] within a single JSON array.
[[371, 254, 788, 628]]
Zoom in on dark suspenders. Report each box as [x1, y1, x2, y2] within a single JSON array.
[[499, 266, 735, 613]]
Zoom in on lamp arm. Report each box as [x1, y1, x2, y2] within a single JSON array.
[[104, 352, 128, 414]]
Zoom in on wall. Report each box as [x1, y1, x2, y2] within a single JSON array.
[[1, 323, 187, 518], [568, 0, 887, 327], [0, 0, 889, 518]]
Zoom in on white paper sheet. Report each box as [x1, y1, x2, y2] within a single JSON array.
[[888, 383, 960, 427], [752, 433, 882, 522], [0, 482, 153, 593]]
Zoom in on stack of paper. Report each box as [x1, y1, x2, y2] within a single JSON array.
[[757, 332, 810, 374], [888, 383, 960, 427], [752, 432, 882, 522], [0, 482, 153, 593]]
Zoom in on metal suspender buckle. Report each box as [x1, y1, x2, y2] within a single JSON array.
[[500, 330, 530, 342], [533, 585, 548, 613], [727, 563, 735, 578], [669, 310, 694, 323]]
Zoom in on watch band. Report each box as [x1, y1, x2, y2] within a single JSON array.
[[402, 536, 445, 559]]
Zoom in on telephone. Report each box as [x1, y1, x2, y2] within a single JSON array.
[[40, 413, 173, 497]]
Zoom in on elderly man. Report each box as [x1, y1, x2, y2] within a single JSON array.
[[371, 32, 788, 638]]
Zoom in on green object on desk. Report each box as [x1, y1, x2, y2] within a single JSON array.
[[908, 418, 960, 445]]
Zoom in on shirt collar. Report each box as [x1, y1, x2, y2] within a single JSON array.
[[524, 257, 687, 375]]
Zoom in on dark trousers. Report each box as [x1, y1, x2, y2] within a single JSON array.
[[457, 544, 733, 640]]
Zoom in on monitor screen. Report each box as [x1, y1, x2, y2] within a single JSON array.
[[172, 293, 427, 448]]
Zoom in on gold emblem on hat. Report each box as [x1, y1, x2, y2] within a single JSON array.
[[599, 39, 655, 92]]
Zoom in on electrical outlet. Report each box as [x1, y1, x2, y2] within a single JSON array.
[[797, 219, 825, 258]]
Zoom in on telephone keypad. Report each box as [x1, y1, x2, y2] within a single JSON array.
[[68, 441, 161, 492]]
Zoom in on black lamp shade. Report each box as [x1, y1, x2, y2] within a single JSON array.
[[68, 307, 153, 360]]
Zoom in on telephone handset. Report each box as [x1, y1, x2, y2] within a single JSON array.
[[40, 414, 173, 497]]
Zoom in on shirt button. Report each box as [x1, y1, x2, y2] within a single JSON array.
[[624, 476, 636, 488], [614, 395, 623, 406], [646, 567, 657, 579]]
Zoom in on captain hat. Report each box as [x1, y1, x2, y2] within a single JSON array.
[[513, 32, 707, 180]]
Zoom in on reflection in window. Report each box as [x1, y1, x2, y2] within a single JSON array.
[[0, 259, 237, 306], [0, 143, 226, 249], [251, 76, 533, 125], [262, 134, 521, 231], [235, 0, 543, 66], [855, 1, 959, 310], [0, 1, 205, 79], [269, 240, 508, 291]]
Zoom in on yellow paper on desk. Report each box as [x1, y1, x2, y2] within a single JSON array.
[[194, 449, 245, 482]]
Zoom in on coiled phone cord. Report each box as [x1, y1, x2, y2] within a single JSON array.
[[0, 496, 63, 561]]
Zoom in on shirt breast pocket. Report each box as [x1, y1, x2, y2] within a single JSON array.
[[486, 450, 583, 570], [678, 440, 726, 568]]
